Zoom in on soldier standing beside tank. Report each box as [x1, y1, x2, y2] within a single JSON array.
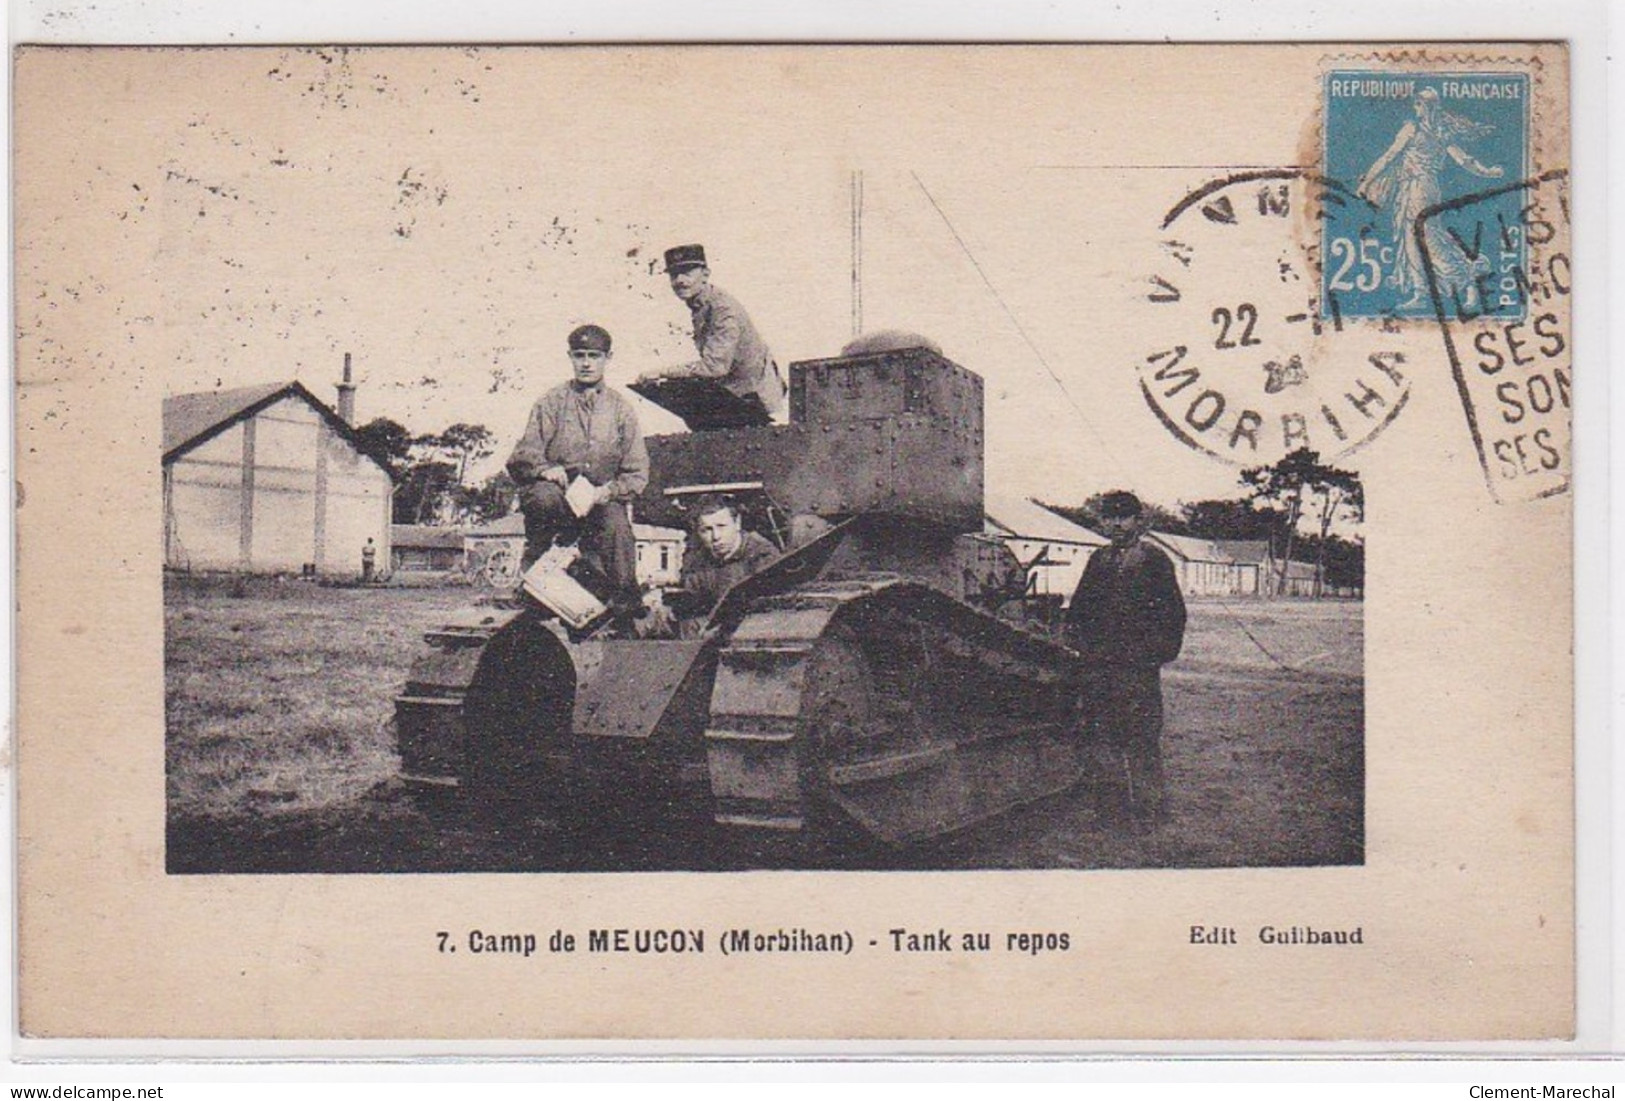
[[636, 244, 787, 417], [1064, 490, 1187, 834], [506, 324, 649, 614]]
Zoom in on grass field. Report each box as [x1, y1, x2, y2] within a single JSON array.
[[165, 574, 1362, 872]]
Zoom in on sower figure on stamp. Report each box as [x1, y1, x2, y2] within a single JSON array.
[[1064, 490, 1187, 833], [636, 244, 787, 418], [1356, 87, 1505, 311], [506, 324, 649, 617]]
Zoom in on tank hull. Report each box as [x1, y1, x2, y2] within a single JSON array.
[[394, 562, 1082, 851]]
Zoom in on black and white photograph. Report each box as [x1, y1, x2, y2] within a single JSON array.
[[138, 48, 1369, 876], [15, 42, 1573, 1042]]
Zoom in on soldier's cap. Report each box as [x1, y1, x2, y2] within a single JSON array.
[[567, 324, 613, 353], [1097, 490, 1144, 520], [663, 244, 708, 273]]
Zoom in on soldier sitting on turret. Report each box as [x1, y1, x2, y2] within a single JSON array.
[[636, 244, 787, 419]]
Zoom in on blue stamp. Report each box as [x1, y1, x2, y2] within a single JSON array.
[[1323, 70, 1529, 320]]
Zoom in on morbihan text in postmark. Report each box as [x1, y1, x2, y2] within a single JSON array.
[[1420, 170, 1570, 502], [1323, 69, 1530, 320], [1138, 169, 1411, 467]]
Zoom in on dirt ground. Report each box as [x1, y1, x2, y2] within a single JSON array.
[[165, 574, 1363, 873]]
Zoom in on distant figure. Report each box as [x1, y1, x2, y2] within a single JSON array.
[[638, 244, 786, 417], [1357, 87, 1505, 310], [361, 538, 377, 583], [1063, 491, 1187, 833], [675, 495, 779, 616], [505, 324, 649, 616]]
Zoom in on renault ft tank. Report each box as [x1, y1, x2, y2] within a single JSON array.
[[393, 345, 1084, 855]]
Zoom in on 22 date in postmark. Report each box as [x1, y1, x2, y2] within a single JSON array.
[[1138, 169, 1412, 467]]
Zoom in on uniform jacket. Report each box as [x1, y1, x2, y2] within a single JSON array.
[[679, 530, 778, 611], [1063, 538, 1187, 668], [683, 284, 784, 414], [506, 382, 649, 501]]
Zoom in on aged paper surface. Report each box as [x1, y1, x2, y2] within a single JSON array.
[[15, 44, 1572, 1041]]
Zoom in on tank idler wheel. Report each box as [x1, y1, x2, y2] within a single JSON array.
[[459, 613, 578, 833]]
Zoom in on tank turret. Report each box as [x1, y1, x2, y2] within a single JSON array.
[[635, 345, 984, 532]]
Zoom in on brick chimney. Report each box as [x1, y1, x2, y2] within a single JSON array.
[[335, 352, 357, 425]]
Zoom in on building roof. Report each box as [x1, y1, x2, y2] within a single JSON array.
[[464, 513, 526, 537], [1213, 539, 1273, 565], [984, 495, 1107, 546], [161, 380, 390, 476], [390, 524, 465, 550], [162, 382, 288, 457], [1147, 531, 1233, 563]]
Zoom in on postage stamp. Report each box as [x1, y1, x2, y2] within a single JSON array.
[[1420, 169, 1571, 502], [1322, 69, 1530, 320], [1139, 169, 1412, 467]]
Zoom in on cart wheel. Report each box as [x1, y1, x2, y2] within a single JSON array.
[[483, 547, 520, 587]]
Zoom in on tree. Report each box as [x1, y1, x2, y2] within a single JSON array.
[[365, 418, 502, 526], [394, 459, 457, 525], [353, 417, 414, 477], [435, 423, 496, 485], [457, 471, 518, 524], [1240, 448, 1363, 598], [1316, 534, 1366, 594], [1178, 497, 1283, 541]]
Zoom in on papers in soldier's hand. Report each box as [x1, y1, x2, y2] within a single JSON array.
[[565, 475, 597, 518]]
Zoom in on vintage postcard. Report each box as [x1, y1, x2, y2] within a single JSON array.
[[14, 43, 1573, 1042]]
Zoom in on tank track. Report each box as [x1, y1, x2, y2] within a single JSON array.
[[704, 574, 1083, 847]]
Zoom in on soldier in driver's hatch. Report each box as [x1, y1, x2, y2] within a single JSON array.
[[1063, 490, 1187, 834], [505, 324, 648, 613], [676, 495, 779, 614]]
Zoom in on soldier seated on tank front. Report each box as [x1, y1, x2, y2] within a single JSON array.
[[505, 323, 648, 623]]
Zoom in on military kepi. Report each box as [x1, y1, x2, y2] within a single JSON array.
[[568, 323, 612, 352], [663, 243, 708, 272]]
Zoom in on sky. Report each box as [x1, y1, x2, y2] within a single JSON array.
[[18, 45, 1380, 516]]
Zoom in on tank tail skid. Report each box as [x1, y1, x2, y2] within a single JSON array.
[[705, 576, 1084, 846]]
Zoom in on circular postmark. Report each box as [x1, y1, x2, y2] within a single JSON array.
[[1136, 169, 1412, 466]]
